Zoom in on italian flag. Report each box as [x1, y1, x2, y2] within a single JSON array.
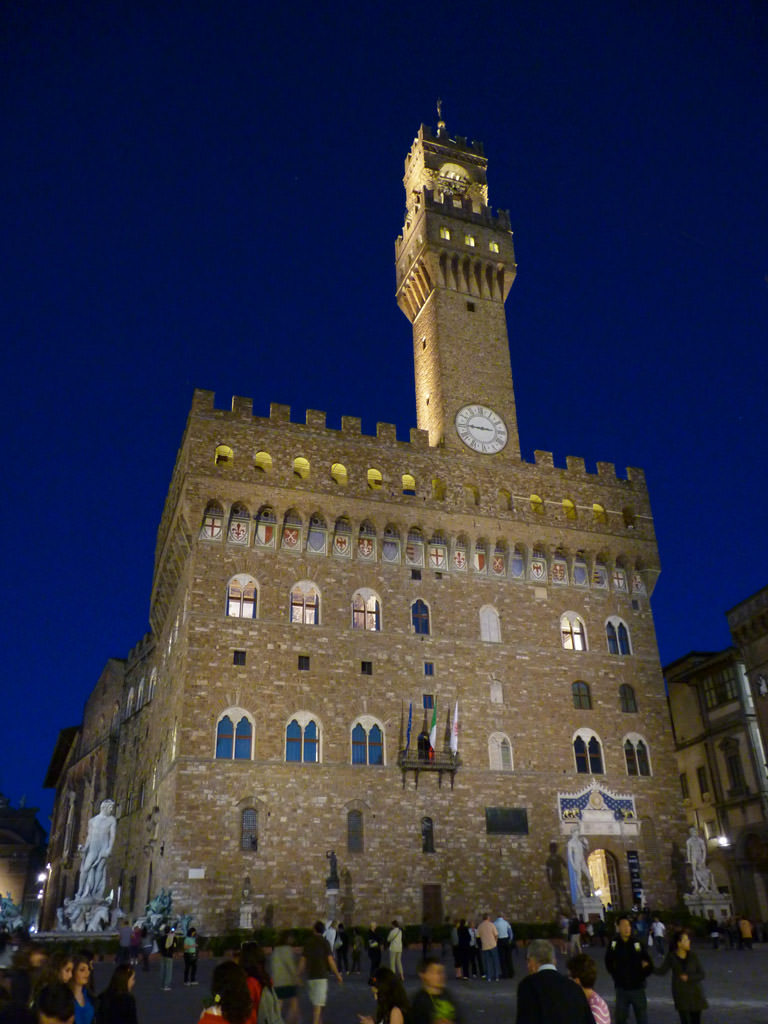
[[428, 702, 438, 757]]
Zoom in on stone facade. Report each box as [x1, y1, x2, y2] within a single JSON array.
[[665, 647, 768, 916], [43, 118, 687, 932], [0, 794, 47, 927]]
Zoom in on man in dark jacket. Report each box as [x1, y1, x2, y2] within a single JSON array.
[[605, 917, 653, 1024], [516, 940, 595, 1024]]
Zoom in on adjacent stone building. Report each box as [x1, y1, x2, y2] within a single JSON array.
[[0, 793, 48, 927], [43, 117, 687, 932], [665, 647, 768, 916]]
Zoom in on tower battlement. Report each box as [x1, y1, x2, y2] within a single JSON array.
[[413, 122, 485, 157], [187, 389, 649, 493], [395, 189, 512, 258]]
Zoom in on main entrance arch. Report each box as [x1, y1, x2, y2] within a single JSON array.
[[588, 848, 620, 909]]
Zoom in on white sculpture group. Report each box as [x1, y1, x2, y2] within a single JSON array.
[[57, 799, 116, 932], [686, 826, 716, 894]]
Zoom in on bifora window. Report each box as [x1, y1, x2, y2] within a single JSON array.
[[561, 613, 587, 651], [412, 599, 430, 635], [290, 582, 320, 624], [624, 736, 651, 776], [352, 590, 381, 631], [215, 714, 253, 760], [606, 618, 631, 655], [351, 721, 384, 765], [227, 575, 257, 618], [573, 732, 604, 774], [286, 718, 319, 763]]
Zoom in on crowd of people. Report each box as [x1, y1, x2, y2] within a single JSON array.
[[0, 907, 765, 1024]]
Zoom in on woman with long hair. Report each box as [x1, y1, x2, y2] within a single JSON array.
[[198, 962, 253, 1024], [238, 943, 280, 1024], [36, 950, 74, 992], [358, 966, 410, 1024], [95, 964, 137, 1024], [655, 929, 708, 1024], [69, 954, 95, 1024]]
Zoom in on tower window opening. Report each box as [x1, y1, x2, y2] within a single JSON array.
[[464, 234, 475, 247], [466, 301, 475, 312], [489, 240, 500, 253]]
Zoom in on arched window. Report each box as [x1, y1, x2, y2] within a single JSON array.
[[351, 719, 384, 765], [125, 688, 135, 719], [352, 589, 381, 631], [347, 810, 364, 852], [412, 599, 430, 635], [331, 462, 348, 485], [227, 574, 258, 618], [479, 605, 501, 642], [593, 503, 607, 524], [148, 668, 157, 701], [624, 735, 651, 776], [290, 581, 319, 624], [215, 712, 253, 760], [136, 679, 145, 710], [572, 681, 592, 710], [561, 613, 587, 651], [293, 456, 310, 480], [530, 494, 544, 515], [227, 503, 250, 544], [214, 444, 234, 466], [573, 731, 604, 774], [200, 500, 224, 540], [562, 498, 577, 521], [619, 684, 638, 713], [285, 715, 319, 763], [367, 467, 383, 490], [421, 816, 435, 853], [488, 733, 513, 770], [241, 808, 258, 850], [623, 507, 636, 529], [402, 473, 416, 495], [606, 617, 632, 655], [254, 451, 272, 474]]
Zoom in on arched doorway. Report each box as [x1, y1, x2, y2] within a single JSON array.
[[588, 849, 620, 909]]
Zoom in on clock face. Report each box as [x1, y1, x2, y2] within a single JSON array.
[[455, 405, 508, 454]]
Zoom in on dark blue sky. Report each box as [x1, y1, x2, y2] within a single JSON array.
[[2, 2, 766, 822]]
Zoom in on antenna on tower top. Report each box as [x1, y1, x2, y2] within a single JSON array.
[[436, 98, 446, 136]]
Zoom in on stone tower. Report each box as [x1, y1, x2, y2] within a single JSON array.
[[396, 114, 519, 457]]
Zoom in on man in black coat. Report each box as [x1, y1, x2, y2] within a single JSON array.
[[605, 915, 653, 1024], [516, 939, 595, 1024]]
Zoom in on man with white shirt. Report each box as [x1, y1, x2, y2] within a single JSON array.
[[494, 913, 515, 978]]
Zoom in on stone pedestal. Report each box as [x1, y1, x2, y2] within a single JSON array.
[[239, 902, 254, 929], [683, 891, 732, 921], [575, 895, 605, 922], [325, 887, 339, 922]]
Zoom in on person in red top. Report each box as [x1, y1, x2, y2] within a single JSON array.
[[198, 962, 252, 1024]]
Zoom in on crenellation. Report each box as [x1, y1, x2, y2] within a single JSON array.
[[534, 449, 554, 468], [305, 409, 326, 430], [566, 456, 586, 473], [269, 402, 291, 422], [341, 415, 362, 435], [376, 422, 397, 442], [596, 460, 616, 477], [231, 395, 253, 417]]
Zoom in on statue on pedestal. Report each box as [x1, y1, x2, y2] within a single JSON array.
[[686, 827, 715, 893], [76, 799, 116, 900], [567, 823, 595, 899], [326, 849, 339, 889]]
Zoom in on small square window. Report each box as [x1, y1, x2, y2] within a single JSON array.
[[361, 661, 372, 676], [411, 569, 422, 581], [298, 655, 310, 671], [424, 663, 434, 677], [631, 599, 640, 611], [423, 693, 434, 709], [466, 302, 475, 312], [233, 650, 246, 666]]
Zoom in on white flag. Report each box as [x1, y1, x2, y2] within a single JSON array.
[[450, 701, 459, 754]]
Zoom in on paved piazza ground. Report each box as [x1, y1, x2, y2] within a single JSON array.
[[93, 941, 768, 1023]]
